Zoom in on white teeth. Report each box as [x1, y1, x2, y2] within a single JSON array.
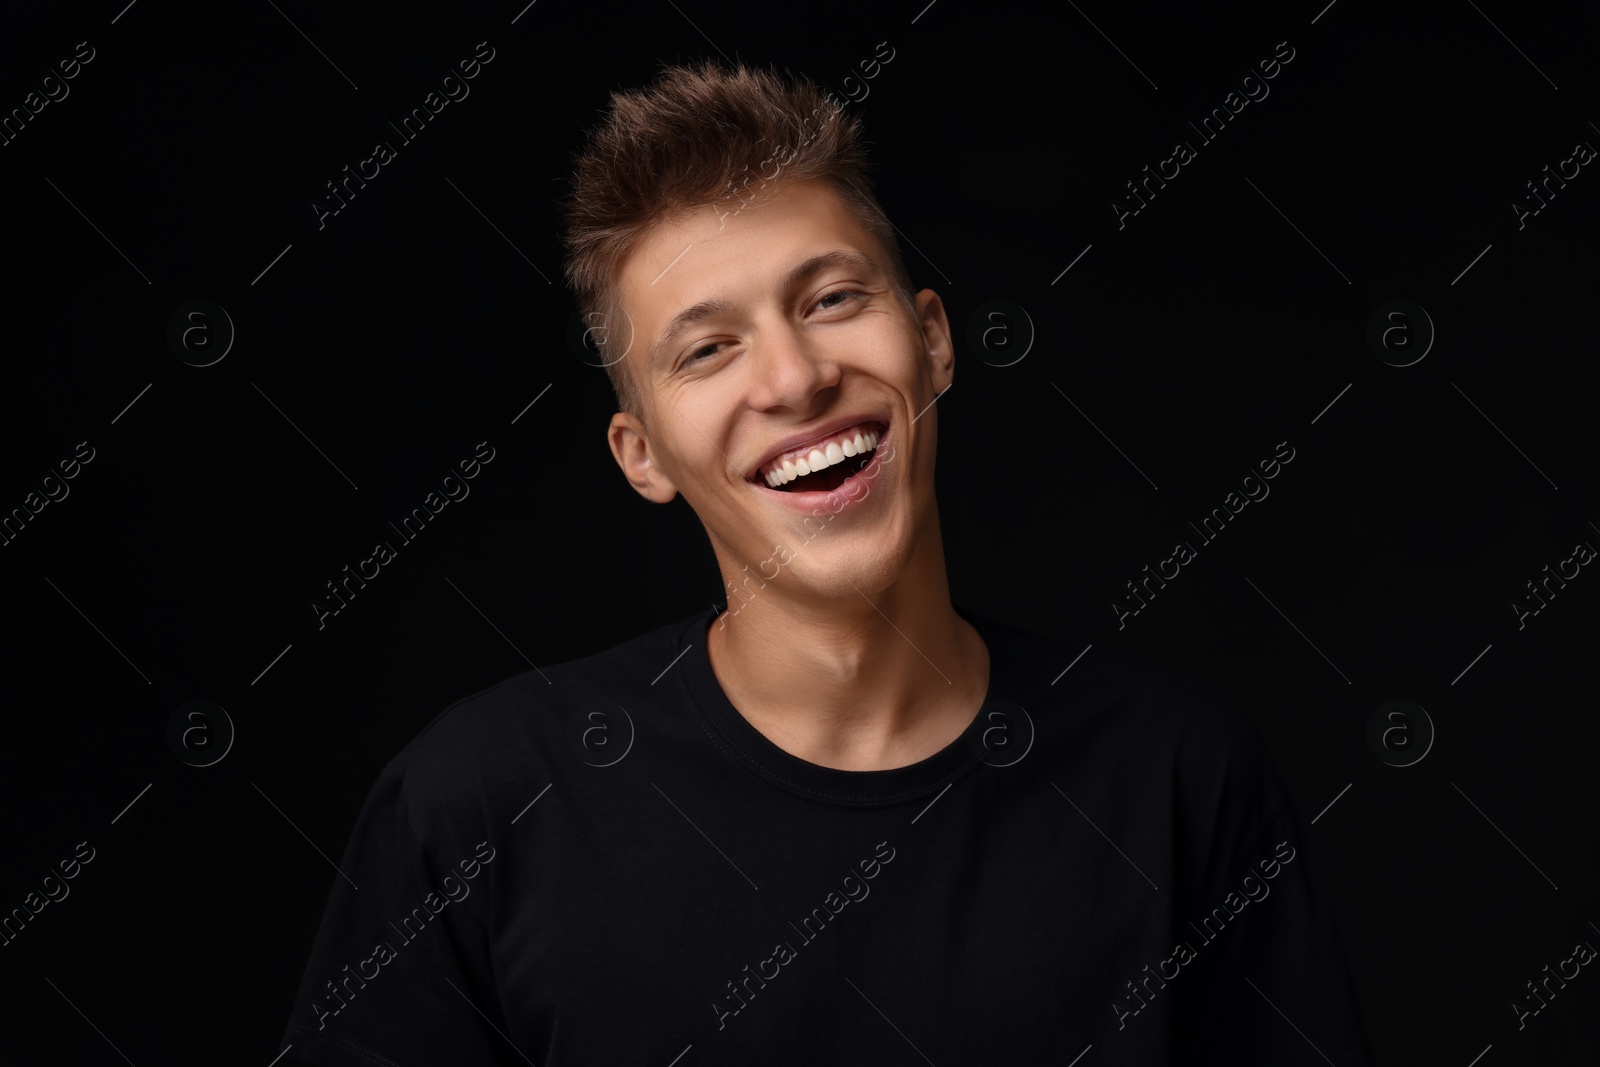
[[757, 423, 885, 486]]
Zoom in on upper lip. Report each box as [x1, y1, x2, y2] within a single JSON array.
[[746, 414, 889, 481]]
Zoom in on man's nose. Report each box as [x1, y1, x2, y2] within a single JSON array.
[[750, 324, 841, 407]]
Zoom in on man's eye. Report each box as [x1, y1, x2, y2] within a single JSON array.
[[685, 342, 722, 363], [816, 289, 865, 311]]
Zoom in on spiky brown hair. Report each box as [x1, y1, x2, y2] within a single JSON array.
[[559, 59, 916, 422]]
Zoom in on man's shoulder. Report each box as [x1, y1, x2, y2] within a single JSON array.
[[970, 605, 1266, 766], [384, 610, 700, 811]]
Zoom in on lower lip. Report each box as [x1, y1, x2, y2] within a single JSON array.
[[752, 423, 894, 512]]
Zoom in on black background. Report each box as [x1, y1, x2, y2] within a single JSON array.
[[1, 0, 1596, 1063]]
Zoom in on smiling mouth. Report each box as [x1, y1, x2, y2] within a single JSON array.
[[752, 421, 888, 494]]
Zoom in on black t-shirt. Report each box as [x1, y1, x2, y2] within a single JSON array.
[[280, 604, 1376, 1065]]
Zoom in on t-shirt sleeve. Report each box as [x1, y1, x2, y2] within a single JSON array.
[[1169, 701, 1378, 1066], [279, 755, 514, 1067]]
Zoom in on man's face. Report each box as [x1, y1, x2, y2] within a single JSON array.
[[607, 178, 954, 604]]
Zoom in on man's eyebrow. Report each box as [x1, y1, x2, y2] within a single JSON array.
[[647, 248, 884, 369]]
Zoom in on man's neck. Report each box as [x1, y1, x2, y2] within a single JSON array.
[[704, 533, 989, 772]]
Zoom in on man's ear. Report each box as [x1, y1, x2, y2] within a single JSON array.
[[608, 411, 678, 503], [915, 288, 955, 393]]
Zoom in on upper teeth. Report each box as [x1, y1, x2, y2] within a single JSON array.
[[760, 425, 881, 487]]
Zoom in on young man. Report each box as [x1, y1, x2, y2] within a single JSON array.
[[281, 62, 1376, 1064]]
